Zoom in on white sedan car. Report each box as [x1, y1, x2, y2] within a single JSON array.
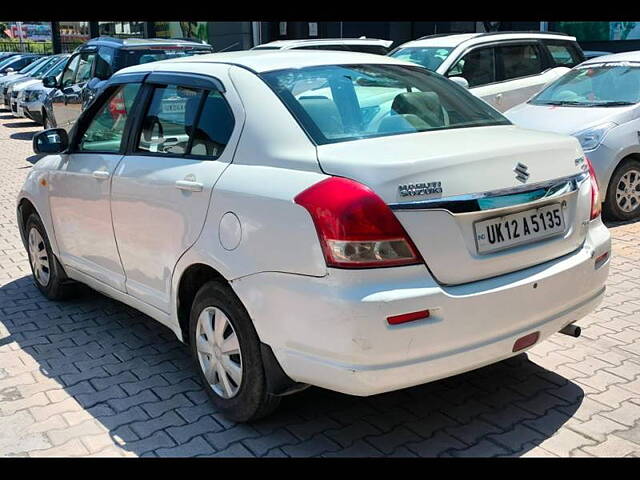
[[18, 50, 610, 422]]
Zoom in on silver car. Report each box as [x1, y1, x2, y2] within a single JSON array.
[[506, 51, 640, 221]]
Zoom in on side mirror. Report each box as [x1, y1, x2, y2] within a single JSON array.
[[33, 128, 68, 155], [6, 67, 14, 73], [450, 76, 470, 89], [42, 76, 58, 88]]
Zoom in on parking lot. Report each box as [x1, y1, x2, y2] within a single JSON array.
[[0, 114, 639, 457]]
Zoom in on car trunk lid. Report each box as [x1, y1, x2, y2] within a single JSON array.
[[315, 125, 591, 285]]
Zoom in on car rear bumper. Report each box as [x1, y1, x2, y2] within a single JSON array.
[[233, 218, 610, 396]]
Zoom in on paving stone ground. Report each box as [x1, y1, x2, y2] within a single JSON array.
[[0, 112, 639, 457]]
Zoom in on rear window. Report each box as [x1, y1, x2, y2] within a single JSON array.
[[261, 64, 510, 145], [120, 47, 213, 68], [543, 41, 584, 68]]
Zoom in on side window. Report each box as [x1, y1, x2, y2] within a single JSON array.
[[189, 90, 235, 158], [78, 83, 142, 153], [95, 47, 114, 80], [447, 47, 496, 87], [137, 84, 201, 155], [75, 52, 97, 83], [498, 44, 543, 81], [137, 84, 234, 159], [61, 54, 80, 88], [544, 41, 582, 68]]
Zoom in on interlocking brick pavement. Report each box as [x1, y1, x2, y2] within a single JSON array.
[[0, 112, 639, 457]]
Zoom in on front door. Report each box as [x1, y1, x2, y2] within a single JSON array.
[[110, 71, 241, 313], [51, 51, 97, 130], [48, 82, 143, 291]]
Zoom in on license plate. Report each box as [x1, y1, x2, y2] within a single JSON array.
[[162, 102, 185, 114], [474, 203, 565, 254]]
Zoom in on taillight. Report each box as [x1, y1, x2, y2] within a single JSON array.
[[107, 90, 126, 120], [585, 156, 601, 220], [294, 177, 423, 268]]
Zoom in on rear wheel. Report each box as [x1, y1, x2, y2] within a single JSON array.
[[25, 213, 77, 300], [604, 159, 640, 221], [189, 280, 280, 422]]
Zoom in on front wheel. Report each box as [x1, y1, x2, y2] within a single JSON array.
[[189, 280, 280, 422], [603, 159, 640, 221], [25, 213, 76, 300]]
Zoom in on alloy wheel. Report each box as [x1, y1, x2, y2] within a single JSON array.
[[195, 306, 243, 399], [28, 227, 50, 287], [615, 168, 640, 213]]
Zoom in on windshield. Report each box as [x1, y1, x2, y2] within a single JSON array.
[[41, 58, 68, 79], [530, 63, 640, 106], [261, 64, 510, 145], [0, 56, 20, 70], [29, 57, 61, 78], [17, 58, 43, 74], [389, 47, 454, 71], [121, 47, 213, 68]]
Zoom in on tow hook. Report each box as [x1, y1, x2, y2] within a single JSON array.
[[559, 323, 581, 338]]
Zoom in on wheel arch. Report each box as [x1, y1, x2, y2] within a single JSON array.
[[176, 262, 230, 343], [17, 197, 40, 249], [604, 151, 640, 199]]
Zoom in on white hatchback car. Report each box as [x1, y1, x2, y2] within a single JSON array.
[[18, 50, 610, 421], [390, 31, 585, 112]]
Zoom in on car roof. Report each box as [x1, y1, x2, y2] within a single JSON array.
[[117, 49, 416, 75], [397, 31, 576, 49], [581, 50, 640, 65], [83, 36, 212, 50], [253, 38, 392, 49]]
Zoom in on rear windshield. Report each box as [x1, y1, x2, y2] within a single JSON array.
[[530, 63, 640, 106], [389, 47, 454, 71], [120, 47, 213, 68], [261, 64, 509, 145]]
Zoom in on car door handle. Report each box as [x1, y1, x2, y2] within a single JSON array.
[[92, 170, 110, 180], [175, 180, 203, 192]]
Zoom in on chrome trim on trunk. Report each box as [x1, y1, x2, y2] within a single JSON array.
[[389, 172, 589, 214]]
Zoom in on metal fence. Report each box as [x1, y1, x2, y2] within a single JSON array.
[[0, 41, 84, 54]]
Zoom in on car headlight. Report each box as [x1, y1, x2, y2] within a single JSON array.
[[572, 122, 616, 152]]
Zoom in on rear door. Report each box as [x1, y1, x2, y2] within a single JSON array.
[[492, 42, 549, 111], [110, 69, 242, 313]]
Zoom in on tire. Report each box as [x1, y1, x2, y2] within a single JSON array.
[[43, 112, 53, 130], [189, 280, 280, 422], [24, 213, 77, 300], [603, 159, 640, 221]]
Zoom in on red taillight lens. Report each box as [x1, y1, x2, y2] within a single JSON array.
[[107, 90, 126, 120], [585, 156, 601, 220], [294, 177, 423, 268]]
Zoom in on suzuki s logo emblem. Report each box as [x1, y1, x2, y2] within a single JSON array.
[[514, 162, 530, 183]]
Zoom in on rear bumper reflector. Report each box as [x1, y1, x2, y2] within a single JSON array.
[[387, 310, 430, 325], [512, 331, 540, 352]]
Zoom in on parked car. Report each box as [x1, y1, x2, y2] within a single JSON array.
[[584, 50, 613, 60], [9, 55, 69, 117], [389, 31, 585, 112], [506, 51, 640, 221], [19, 50, 610, 421], [0, 52, 20, 61], [0, 55, 50, 107], [1, 55, 59, 110], [252, 37, 393, 55], [41, 37, 214, 131], [0, 53, 42, 77]]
